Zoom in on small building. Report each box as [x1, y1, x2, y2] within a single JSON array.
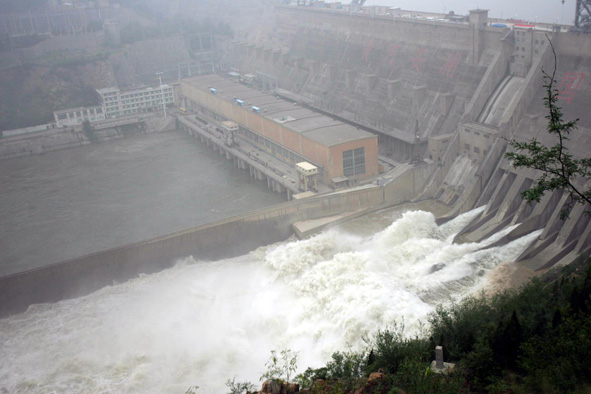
[[241, 74, 256, 85], [221, 120, 239, 132], [296, 161, 319, 191], [180, 74, 379, 183]]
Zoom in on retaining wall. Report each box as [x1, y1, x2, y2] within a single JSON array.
[[0, 185, 383, 318]]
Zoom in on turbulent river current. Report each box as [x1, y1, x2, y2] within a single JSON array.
[[0, 206, 541, 393]]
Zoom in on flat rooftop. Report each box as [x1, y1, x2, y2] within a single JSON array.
[[182, 74, 376, 147]]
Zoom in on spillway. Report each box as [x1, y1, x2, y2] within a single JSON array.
[[0, 207, 541, 393]]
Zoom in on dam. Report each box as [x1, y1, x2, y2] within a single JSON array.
[[2, 0, 591, 323], [217, 4, 591, 270], [1, 1, 591, 391]]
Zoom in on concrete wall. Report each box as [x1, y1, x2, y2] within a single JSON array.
[[555, 32, 591, 58], [383, 161, 435, 204], [458, 123, 497, 160], [463, 40, 513, 122], [504, 38, 555, 137], [0, 116, 172, 160], [0, 127, 115, 160], [276, 6, 475, 50], [0, 185, 383, 318]]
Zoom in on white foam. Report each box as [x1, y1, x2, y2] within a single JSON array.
[[0, 208, 540, 393]]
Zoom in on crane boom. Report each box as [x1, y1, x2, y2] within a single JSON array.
[[574, 0, 591, 32]]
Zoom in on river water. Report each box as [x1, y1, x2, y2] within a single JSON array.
[[0, 131, 285, 276], [0, 199, 541, 392]]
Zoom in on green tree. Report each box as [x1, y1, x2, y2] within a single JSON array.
[[260, 349, 299, 385], [225, 376, 256, 394], [505, 41, 591, 218]]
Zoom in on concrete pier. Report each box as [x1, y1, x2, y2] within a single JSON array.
[[177, 116, 300, 199]]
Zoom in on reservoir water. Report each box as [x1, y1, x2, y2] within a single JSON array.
[[0, 131, 285, 276]]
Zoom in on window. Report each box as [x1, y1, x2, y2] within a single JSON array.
[[464, 143, 470, 150], [474, 146, 480, 154], [343, 147, 365, 176]]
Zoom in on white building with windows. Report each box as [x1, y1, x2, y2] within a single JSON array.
[[97, 84, 175, 118], [53, 106, 106, 127]]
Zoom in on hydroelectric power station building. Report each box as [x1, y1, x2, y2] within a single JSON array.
[[179, 74, 379, 184]]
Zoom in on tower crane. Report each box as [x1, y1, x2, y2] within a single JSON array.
[[573, 0, 591, 33]]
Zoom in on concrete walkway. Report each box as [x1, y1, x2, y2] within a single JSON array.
[[178, 114, 333, 194]]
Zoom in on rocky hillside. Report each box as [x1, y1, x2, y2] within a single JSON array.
[[0, 35, 193, 131], [0, 60, 114, 130]]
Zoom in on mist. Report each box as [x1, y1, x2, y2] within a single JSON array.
[[0, 208, 541, 392], [365, 0, 575, 23], [1, 0, 589, 391]]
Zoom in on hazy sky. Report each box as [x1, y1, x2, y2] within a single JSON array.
[[364, 0, 576, 24]]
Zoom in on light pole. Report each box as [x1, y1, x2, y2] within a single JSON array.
[[156, 72, 167, 117]]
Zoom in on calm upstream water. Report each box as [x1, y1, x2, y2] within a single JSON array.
[[0, 131, 285, 276]]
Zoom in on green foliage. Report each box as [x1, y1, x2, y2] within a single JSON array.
[[294, 367, 322, 390], [225, 376, 256, 394], [326, 351, 366, 392], [294, 351, 366, 392], [365, 324, 431, 375], [390, 357, 464, 394], [505, 41, 591, 218], [294, 257, 591, 393], [260, 349, 298, 384], [326, 351, 366, 380], [429, 257, 591, 391]]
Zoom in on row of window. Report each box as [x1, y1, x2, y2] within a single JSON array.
[[104, 94, 173, 104], [56, 110, 104, 119], [343, 147, 365, 177], [464, 143, 488, 156], [464, 128, 491, 139], [101, 90, 173, 101]]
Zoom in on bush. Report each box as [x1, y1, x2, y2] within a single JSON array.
[[390, 357, 465, 394], [290, 257, 591, 393], [260, 349, 298, 384], [365, 324, 431, 375], [225, 377, 256, 394]]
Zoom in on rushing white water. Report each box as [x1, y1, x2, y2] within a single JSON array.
[[0, 208, 541, 393]]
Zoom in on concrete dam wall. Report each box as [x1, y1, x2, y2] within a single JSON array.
[[0, 184, 389, 318], [224, 5, 591, 269]]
